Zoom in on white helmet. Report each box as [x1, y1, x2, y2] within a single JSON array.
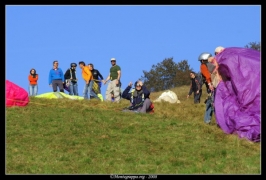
[[198, 52, 212, 61]]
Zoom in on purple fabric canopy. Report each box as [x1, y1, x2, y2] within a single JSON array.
[[214, 47, 260, 142]]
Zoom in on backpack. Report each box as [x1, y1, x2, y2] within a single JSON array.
[[130, 89, 154, 113]]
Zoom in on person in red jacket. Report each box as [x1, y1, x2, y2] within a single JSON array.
[[28, 68, 38, 96]]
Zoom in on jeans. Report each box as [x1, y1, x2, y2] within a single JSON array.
[[204, 93, 214, 124], [29, 84, 38, 96], [193, 89, 202, 104], [83, 80, 100, 100], [69, 81, 78, 96]]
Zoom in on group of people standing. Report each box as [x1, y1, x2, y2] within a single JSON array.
[[28, 58, 122, 101], [28, 57, 154, 113]]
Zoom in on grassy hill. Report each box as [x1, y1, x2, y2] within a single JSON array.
[[6, 85, 260, 174]]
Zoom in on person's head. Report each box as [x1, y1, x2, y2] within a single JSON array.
[[30, 68, 36, 75], [190, 71, 196, 79], [198, 52, 212, 64], [134, 80, 143, 91], [88, 63, 94, 70], [53, 60, 59, 68], [110, 58, 116, 66], [214, 46, 225, 55], [70, 63, 77, 69], [79, 61, 86, 69]]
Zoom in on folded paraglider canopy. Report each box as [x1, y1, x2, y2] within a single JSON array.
[[35, 92, 84, 100], [6, 80, 29, 107]]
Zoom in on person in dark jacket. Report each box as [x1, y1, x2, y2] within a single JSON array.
[[88, 63, 104, 94], [64, 63, 78, 96], [122, 80, 151, 113], [187, 71, 202, 104]]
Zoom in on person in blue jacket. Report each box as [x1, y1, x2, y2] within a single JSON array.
[[122, 80, 152, 113], [48, 60, 65, 92]]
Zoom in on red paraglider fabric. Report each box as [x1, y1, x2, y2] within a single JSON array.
[[6, 80, 29, 107]]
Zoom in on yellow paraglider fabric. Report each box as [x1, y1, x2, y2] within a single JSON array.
[[35, 92, 84, 100]]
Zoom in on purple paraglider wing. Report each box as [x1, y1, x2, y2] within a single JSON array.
[[214, 47, 260, 142]]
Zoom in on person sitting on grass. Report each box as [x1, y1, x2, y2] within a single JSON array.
[[122, 80, 153, 113]]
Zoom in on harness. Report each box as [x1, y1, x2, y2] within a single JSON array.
[[124, 88, 154, 113], [131, 89, 145, 106], [66, 68, 77, 87]]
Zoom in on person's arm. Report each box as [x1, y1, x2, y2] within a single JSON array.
[[201, 64, 214, 91], [64, 69, 70, 80], [187, 81, 192, 98], [201, 64, 211, 84], [141, 85, 150, 99], [103, 73, 111, 84], [84, 67, 91, 84], [35, 74, 38, 81], [116, 70, 121, 84], [97, 70, 104, 80], [60, 68, 65, 82], [121, 85, 132, 100], [28, 75, 31, 82]]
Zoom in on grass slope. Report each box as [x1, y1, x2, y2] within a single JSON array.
[[6, 85, 260, 174]]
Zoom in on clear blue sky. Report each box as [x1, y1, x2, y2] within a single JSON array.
[[6, 5, 261, 98]]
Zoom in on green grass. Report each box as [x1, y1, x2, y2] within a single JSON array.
[[6, 85, 260, 174]]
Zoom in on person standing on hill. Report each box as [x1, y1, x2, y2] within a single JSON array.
[[88, 63, 104, 94], [48, 60, 65, 92], [64, 63, 78, 96], [103, 58, 121, 102], [79, 61, 100, 100], [28, 68, 38, 96], [198, 52, 215, 124], [187, 71, 202, 104]]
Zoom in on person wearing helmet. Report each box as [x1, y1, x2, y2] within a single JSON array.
[[121, 80, 152, 113], [64, 63, 78, 96], [103, 58, 122, 102], [198, 52, 215, 92], [198, 52, 215, 124]]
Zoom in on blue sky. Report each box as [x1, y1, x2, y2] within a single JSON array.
[[6, 5, 261, 98]]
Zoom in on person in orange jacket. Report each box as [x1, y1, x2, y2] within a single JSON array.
[[198, 52, 215, 124], [28, 68, 38, 96], [78, 61, 100, 100]]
